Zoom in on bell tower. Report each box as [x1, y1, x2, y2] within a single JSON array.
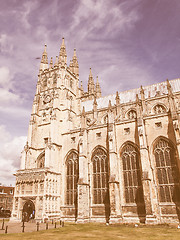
[[12, 38, 81, 221]]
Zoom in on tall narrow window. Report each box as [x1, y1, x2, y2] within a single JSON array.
[[154, 138, 180, 203], [121, 143, 143, 204], [92, 148, 109, 204], [66, 151, 79, 205], [37, 153, 45, 168]]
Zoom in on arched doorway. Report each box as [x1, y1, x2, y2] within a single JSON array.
[[22, 200, 35, 222]]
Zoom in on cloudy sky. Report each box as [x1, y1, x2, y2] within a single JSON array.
[[1, 0, 180, 185]]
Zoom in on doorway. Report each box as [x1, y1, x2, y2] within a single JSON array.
[[22, 200, 35, 222]]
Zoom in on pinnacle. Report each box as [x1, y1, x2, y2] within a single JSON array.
[[108, 100, 112, 109], [136, 94, 140, 103], [73, 48, 77, 57], [54, 56, 58, 66], [116, 91, 119, 99], [115, 91, 120, 104], [40, 44, 48, 65], [44, 44, 47, 52], [89, 68, 93, 77], [61, 37, 65, 47], [140, 85, 144, 94]]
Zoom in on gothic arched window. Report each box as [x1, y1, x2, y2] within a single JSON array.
[[92, 148, 109, 204], [154, 138, 180, 203], [66, 151, 79, 205], [37, 153, 45, 168], [53, 73, 57, 84], [153, 104, 166, 115], [121, 143, 143, 203], [127, 110, 136, 120]]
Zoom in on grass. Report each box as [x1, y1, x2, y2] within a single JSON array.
[[0, 222, 180, 240]]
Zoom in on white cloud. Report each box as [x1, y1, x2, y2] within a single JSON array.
[[0, 125, 26, 185], [0, 66, 12, 89], [0, 34, 14, 55], [69, 0, 140, 40], [0, 66, 22, 108], [99, 61, 153, 96], [0, 88, 20, 106]]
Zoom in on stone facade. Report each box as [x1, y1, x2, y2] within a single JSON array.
[[11, 38, 180, 224]]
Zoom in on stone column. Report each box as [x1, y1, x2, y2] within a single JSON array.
[[172, 119, 180, 171], [77, 133, 89, 222], [108, 106, 122, 223], [136, 95, 159, 224], [167, 80, 180, 170]]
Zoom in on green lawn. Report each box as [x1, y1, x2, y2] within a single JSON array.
[[0, 223, 180, 240]]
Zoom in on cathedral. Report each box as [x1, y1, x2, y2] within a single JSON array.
[[11, 38, 180, 224]]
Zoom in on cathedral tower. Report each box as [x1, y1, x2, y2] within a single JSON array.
[[12, 39, 180, 224]]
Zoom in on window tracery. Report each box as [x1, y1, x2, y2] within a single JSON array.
[[154, 138, 180, 203], [121, 143, 143, 204], [153, 104, 166, 114], [103, 115, 108, 124], [127, 110, 136, 120], [66, 151, 79, 205], [92, 148, 109, 204]]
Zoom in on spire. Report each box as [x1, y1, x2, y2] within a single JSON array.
[[69, 60, 74, 72], [82, 106, 86, 117], [95, 76, 101, 98], [73, 48, 77, 58], [58, 37, 67, 65], [167, 79, 177, 119], [136, 93, 140, 104], [61, 37, 65, 47], [49, 57, 53, 69], [140, 85, 145, 101], [115, 91, 121, 116], [93, 94, 98, 119], [89, 68, 93, 78], [41, 44, 48, 64], [88, 68, 95, 94], [40, 44, 48, 71], [167, 79, 173, 96], [54, 56, 58, 67], [71, 48, 79, 76], [115, 91, 120, 105], [80, 81, 84, 93], [108, 100, 112, 114]]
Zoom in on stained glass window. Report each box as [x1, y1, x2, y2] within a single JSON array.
[[121, 144, 143, 203], [66, 151, 79, 205], [154, 139, 180, 203], [92, 148, 109, 204]]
